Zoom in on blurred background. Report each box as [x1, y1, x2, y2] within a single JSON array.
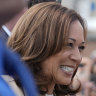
[[61, 0, 96, 57]]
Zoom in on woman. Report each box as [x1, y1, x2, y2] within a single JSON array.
[[8, 2, 87, 96]]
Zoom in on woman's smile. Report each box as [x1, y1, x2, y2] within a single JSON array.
[[60, 65, 75, 76]]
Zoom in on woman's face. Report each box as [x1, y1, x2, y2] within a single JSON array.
[[41, 20, 86, 85]]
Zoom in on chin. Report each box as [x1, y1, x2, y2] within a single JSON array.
[[64, 81, 71, 85], [56, 78, 72, 85]]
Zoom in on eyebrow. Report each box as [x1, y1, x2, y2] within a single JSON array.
[[68, 38, 86, 44]]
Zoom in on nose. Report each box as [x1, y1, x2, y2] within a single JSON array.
[[70, 48, 82, 64]]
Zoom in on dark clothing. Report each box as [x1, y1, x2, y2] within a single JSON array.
[[90, 73, 96, 85], [0, 27, 8, 43]]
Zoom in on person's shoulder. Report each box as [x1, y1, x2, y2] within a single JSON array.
[[1, 75, 24, 96]]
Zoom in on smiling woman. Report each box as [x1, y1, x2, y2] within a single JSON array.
[[7, 2, 87, 96]]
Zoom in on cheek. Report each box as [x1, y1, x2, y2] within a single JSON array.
[[41, 61, 55, 76], [43, 63, 60, 81], [58, 50, 70, 59], [48, 62, 59, 76]]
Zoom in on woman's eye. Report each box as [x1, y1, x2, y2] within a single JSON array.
[[79, 46, 85, 52], [67, 43, 73, 48]]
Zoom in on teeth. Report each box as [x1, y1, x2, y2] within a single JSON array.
[[60, 66, 74, 73]]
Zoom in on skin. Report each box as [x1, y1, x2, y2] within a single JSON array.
[[90, 90, 96, 96], [93, 64, 96, 73], [41, 20, 86, 94]]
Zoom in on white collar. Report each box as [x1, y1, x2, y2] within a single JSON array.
[[45, 94, 53, 96], [2, 25, 11, 36]]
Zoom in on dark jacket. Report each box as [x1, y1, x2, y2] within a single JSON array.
[[0, 27, 9, 43]]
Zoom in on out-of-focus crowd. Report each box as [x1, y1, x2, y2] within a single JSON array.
[[76, 50, 96, 96]]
